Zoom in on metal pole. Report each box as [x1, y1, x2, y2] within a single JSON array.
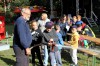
[[91, 0, 93, 18], [61, 0, 63, 16], [4, 0, 6, 14], [76, 0, 79, 15], [50, 0, 54, 19]]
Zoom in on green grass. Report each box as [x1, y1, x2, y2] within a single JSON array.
[[0, 24, 100, 66]]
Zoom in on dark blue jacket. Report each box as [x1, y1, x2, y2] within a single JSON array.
[[13, 16, 32, 49]]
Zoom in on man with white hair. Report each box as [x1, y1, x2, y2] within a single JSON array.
[[13, 7, 32, 66], [38, 13, 50, 66]]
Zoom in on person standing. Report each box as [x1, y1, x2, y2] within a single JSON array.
[[38, 13, 50, 66], [68, 25, 79, 66], [55, 25, 64, 51], [58, 15, 70, 41], [30, 20, 43, 66], [43, 22, 62, 66], [13, 7, 32, 66], [38, 13, 50, 32]]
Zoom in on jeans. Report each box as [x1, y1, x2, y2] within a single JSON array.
[[49, 51, 62, 66], [43, 45, 49, 66], [13, 46, 29, 66]]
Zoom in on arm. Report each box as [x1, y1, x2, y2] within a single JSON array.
[[58, 33, 64, 45], [17, 22, 30, 49], [68, 35, 79, 45], [42, 35, 48, 45]]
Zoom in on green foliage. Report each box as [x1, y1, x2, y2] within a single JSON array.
[[0, 5, 4, 12], [5, 11, 14, 23], [11, 0, 30, 7]]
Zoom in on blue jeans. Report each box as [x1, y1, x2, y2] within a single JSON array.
[[43, 45, 49, 66], [49, 51, 62, 66]]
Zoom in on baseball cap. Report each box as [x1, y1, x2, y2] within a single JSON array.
[[45, 21, 54, 28], [71, 25, 77, 28]]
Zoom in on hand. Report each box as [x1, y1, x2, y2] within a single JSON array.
[[48, 42, 52, 46], [67, 41, 70, 43], [52, 43, 56, 46], [25, 48, 31, 55]]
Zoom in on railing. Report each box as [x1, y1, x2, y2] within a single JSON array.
[[64, 34, 100, 66], [91, 11, 98, 22]]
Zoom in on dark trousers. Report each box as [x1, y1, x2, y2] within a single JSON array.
[[31, 46, 43, 66], [13, 46, 29, 66], [62, 36, 66, 41]]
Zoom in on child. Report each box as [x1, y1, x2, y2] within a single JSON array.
[[76, 23, 89, 48], [43, 22, 62, 66], [68, 25, 80, 66], [30, 20, 43, 66], [54, 25, 64, 51]]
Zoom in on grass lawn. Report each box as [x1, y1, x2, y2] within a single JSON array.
[[0, 24, 100, 66]]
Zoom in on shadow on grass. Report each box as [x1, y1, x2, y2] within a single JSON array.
[[29, 55, 44, 66], [0, 56, 15, 66], [61, 49, 72, 63]]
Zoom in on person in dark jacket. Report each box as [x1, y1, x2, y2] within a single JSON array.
[[13, 7, 32, 66], [43, 22, 62, 66], [30, 20, 43, 66]]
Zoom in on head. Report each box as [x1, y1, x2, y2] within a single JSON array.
[[45, 21, 54, 32], [30, 20, 38, 30], [67, 16, 71, 24], [41, 13, 48, 20], [63, 14, 67, 21], [54, 25, 60, 32], [21, 7, 31, 21], [71, 25, 77, 33], [73, 16, 77, 23], [77, 24, 82, 31], [60, 14, 67, 23], [77, 15, 82, 21]]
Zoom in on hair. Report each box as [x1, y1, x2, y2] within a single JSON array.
[[21, 7, 30, 14], [30, 20, 37, 25], [30, 20, 37, 28], [41, 13, 48, 18], [76, 15, 82, 19], [54, 24, 60, 30], [73, 16, 77, 19]]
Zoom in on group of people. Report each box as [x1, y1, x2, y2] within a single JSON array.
[[13, 7, 91, 66]]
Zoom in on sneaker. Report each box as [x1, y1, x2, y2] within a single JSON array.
[[43, 65, 47, 66], [70, 64, 75, 66], [75, 64, 78, 66]]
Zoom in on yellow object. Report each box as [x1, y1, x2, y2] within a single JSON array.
[[69, 32, 80, 49]]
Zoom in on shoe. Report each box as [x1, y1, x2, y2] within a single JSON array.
[[44, 65, 47, 66], [70, 64, 75, 66], [75, 64, 78, 66], [32, 64, 35, 66]]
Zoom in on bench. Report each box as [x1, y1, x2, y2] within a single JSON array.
[[63, 41, 100, 66], [0, 36, 12, 51]]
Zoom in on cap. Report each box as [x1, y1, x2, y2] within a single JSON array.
[[45, 21, 54, 28], [71, 25, 77, 28]]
